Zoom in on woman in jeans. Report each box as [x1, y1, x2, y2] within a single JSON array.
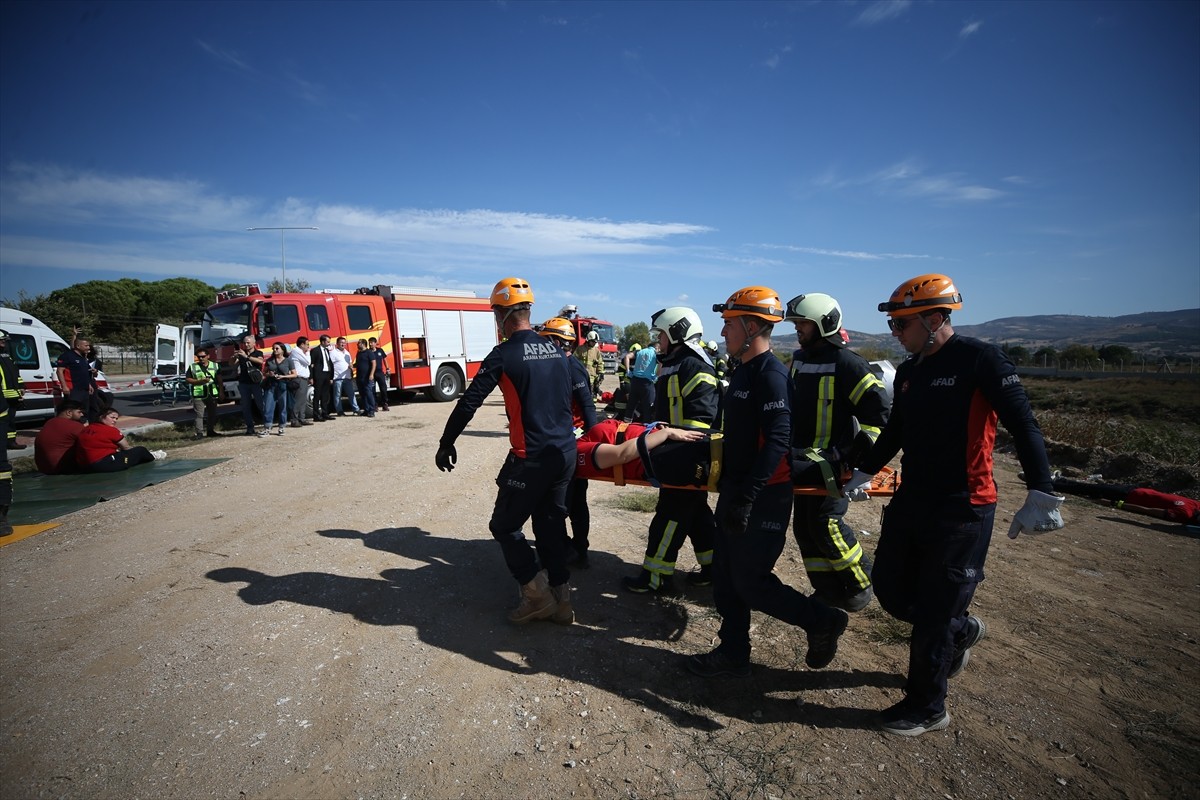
[[262, 344, 296, 435]]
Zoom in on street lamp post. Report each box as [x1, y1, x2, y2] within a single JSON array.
[[246, 226, 318, 290]]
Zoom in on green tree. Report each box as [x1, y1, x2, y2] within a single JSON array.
[[619, 321, 650, 351], [1098, 344, 1135, 367], [1002, 343, 1030, 365], [1033, 346, 1057, 367], [1060, 343, 1101, 368], [136, 277, 215, 325], [1, 289, 101, 342], [854, 346, 894, 362], [265, 277, 312, 293], [50, 279, 143, 338]]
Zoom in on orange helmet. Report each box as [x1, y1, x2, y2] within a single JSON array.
[[879, 273, 963, 317], [713, 286, 784, 323], [537, 317, 574, 342], [490, 277, 534, 308]]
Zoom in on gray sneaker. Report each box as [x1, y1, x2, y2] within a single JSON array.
[[880, 709, 950, 737]]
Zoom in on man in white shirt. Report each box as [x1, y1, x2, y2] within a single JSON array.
[[289, 337, 313, 427], [332, 336, 359, 416]]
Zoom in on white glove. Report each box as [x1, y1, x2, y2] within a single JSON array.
[[842, 469, 874, 500], [1007, 490, 1065, 539]]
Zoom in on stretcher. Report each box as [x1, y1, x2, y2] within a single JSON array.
[[588, 464, 899, 497]]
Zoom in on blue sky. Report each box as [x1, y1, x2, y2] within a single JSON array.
[[1, 0, 1197, 338]]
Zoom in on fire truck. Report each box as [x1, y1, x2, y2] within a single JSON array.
[[558, 305, 619, 373], [158, 284, 496, 403]]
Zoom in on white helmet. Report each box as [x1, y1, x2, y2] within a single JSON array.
[[586, 330, 599, 343], [704, 340, 718, 354], [649, 307, 703, 346], [785, 293, 843, 340]]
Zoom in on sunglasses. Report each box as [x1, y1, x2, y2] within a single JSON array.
[[887, 316, 926, 332]]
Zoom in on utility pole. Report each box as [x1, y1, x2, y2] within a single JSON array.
[[246, 227, 318, 290]]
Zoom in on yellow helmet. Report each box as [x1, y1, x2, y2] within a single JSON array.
[[713, 286, 784, 323], [879, 273, 963, 318], [629, 342, 642, 352], [490, 277, 534, 308], [537, 317, 574, 342]]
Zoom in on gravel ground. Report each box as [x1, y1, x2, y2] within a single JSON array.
[[1, 397, 1197, 799]]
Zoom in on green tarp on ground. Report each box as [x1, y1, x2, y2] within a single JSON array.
[[9, 458, 230, 526]]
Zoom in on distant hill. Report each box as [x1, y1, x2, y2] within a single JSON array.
[[771, 309, 1200, 360]]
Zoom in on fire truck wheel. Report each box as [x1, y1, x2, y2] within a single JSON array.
[[427, 365, 464, 402]]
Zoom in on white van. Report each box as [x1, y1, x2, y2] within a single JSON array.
[[0, 307, 109, 422]]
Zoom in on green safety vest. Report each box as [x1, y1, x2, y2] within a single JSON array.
[[190, 361, 221, 398]]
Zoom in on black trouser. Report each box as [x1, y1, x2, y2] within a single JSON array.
[[312, 375, 333, 419], [84, 447, 155, 473], [713, 482, 835, 662], [0, 412, 12, 509], [1050, 477, 1132, 502], [488, 448, 574, 587], [793, 493, 872, 604], [374, 372, 390, 408], [567, 478, 590, 555], [639, 487, 714, 586], [625, 377, 655, 422], [872, 490, 995, 717]]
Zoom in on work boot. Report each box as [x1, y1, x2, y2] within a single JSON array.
[[0, 506, 12, 537], [805, 608, 849, 669], [621, 570, 675, 595], [550, 581, 575, 625], [684, 565, 713, 587], [685, 647, 750, 679], [949, 615, 987, 679], [816, 585, 874, 613], [508, 571, 558, 624]]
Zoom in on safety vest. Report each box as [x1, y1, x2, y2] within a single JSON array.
[[190, 361, 221, 398]]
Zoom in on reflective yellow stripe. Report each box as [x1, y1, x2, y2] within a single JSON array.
[[814, 376, 834, 448], [848, 372, 884, 405], [860, 424, 882, 439], [803, 541, 863, 573]]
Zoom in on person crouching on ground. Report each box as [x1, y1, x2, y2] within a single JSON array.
[[76, 408, 165, 473]]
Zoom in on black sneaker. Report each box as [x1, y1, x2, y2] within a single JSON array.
[[879, 708, 950, 737], [565, 549, 590, 569], [949, 615, 987, 679], [686, 648, 750, 679], [684, 566, 713, 587], [805, 608, 849, 669], [620, 571, 675, 595]]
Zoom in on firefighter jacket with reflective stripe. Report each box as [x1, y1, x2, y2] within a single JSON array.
[[653, 344, 718, 430], [575, 343, 604, 381], [0, 352, 20, 417], [789, 343, 889, 451], [860, 334, 1054, 503], [568, 355, 599, 432], [189, 361, 221, 398]]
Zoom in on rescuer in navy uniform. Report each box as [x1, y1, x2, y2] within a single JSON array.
[[436, 278, 578, 626]]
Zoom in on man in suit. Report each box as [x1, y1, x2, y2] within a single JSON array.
[[310, 334, 336, 421]]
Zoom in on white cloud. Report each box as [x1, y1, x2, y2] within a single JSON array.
[[854, 1, 912, 26], [815, 159, 1006, 204], [959, 20, 983, 38], [761, 244, 932, 261], [196, 39, 251, 72], [0, 163, 716, 294]]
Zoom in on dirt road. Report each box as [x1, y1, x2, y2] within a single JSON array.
[[2, 398, 1196, 799]]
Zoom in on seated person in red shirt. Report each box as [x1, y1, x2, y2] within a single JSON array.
[[34, 400, 87, 475], [75, 408, 164, 473]]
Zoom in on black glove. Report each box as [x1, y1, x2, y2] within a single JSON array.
[[720, 501, 753, 536], [435, 443, 457, 473]]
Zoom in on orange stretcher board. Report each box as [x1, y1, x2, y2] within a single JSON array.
[[585, 465, 899, 497]]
